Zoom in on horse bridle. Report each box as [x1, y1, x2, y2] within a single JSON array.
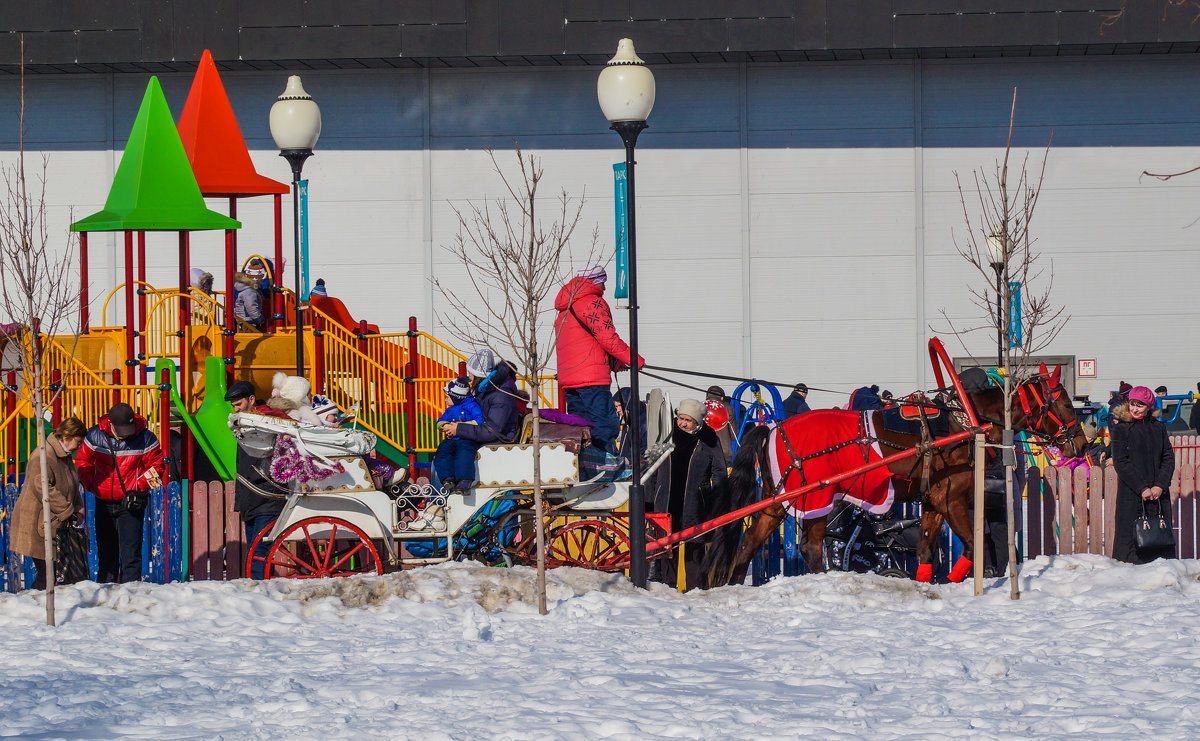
[[1016, 376, 1081, 452]]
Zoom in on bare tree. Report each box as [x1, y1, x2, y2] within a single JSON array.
[[435, 145, 601, 615], [0, 37, 83, 625], [935, 88, 1067, 600]]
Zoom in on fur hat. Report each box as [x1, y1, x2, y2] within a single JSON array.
[[676, 398, 706, 426], [267, 372, 323, 425], [466, 349, 496, 378]]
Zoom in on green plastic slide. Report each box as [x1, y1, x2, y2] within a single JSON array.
[[153, 355, 236, 480]]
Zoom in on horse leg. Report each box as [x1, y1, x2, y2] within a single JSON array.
[[728, 503, 787, 585], [937, 473, 977, 583], [800, 516, 827, 574], [915, 510, 944, 583]]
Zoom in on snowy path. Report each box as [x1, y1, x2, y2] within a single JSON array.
[[2, 556, 1199, 739]]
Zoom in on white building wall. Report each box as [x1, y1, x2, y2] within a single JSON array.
[[2, 55, 1199, 409]]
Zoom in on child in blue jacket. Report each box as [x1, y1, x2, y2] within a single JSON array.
[[433, 377, 484, 491]]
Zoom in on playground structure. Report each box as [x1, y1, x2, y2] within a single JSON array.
[[0, 50, 557, 487]]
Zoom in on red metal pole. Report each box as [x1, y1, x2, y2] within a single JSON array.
[[178, 231, 190, 407], [79, 232, 89, 333], [6, 372, 17, 479], [457, 361, 467, 377], [274, 194, 284, 327], [357, 320, 368, 356], [50, 369, 62, 427], [124, 231, 136, 385], [111, 369, 121, 405], [224, 228, 236, 385], [160, 367, 172, 579], [313, 316, 325, 395], [407, 316, 418, 375], [929, 337, 979, 428], [404, 361, 418, 471], [643, 426, 990, 557], [137, 231, 147, 369]]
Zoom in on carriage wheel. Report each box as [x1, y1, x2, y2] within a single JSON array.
[[545, 520, 630, 572], [877, 567, 910, 580], [263, 517, 383, 579]]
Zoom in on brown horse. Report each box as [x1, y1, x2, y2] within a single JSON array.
[[702, 365, 1087, 586]]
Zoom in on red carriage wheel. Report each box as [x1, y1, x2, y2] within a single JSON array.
[[545, 520, 630, 572], [263, 517, 383, 579]]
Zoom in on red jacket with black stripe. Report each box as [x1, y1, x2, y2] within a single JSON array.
[[76, 414, 167, 501]]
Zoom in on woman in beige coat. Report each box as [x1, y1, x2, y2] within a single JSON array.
[[10, 417, 87, 589]]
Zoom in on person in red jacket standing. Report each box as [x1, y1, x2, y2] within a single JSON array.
[[554, 265, 644, 455], [75, 402, 166, 583]]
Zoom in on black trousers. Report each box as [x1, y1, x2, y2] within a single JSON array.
[[95, 499, 146, 583]]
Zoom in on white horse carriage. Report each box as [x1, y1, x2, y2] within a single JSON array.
[[229, 394, 673, 579]]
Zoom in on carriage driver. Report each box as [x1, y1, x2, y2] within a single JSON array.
[[226, 381, 289, 579]]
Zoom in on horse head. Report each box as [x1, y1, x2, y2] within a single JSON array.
[[1015, 364, 1087, 457]]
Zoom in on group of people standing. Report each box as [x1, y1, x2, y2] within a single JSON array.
[[9, 403, 166, 588]]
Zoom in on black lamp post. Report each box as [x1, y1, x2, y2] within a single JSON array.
[[985, 233, 1007, 369], [269, 75, 322, 377], [598, 39, 655, 588]]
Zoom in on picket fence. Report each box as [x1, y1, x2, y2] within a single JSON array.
[[6, 436, 1200, 590]]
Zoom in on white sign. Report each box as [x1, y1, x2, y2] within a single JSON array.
[[1078, 359, 1096, 378]]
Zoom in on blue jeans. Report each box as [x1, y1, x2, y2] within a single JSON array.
[[565, 386, 620, 455], [95, 499, 145, 583], [244, 514, 277, 580], [433, 437, 481, 486]]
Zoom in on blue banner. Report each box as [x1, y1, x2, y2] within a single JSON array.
[[1008, 281, 1022, 348], [613, 163, 629, 300], [299, 180, 311, 301]]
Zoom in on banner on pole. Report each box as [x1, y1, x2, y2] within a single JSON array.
[[1008, 281, 1022, 348], [299, 180, 311, 301], [613, 163, 629, 300]]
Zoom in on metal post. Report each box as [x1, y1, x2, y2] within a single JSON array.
[[224, 229, 236, 384], [994, 265, 1003, 368], [159, 367, 172, 581], [137, 231, 147, 367], [313, 316, 325, 395], [612, 120, 648, 588], [273, 194, 284, 328], [280, 150, 312, 378], [50, 369, 62, 428], [79, 232, 89, 333], [178, 231, 190, 405], [124, 231, 136, 385]]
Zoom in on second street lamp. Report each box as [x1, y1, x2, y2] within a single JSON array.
[[269, 75, 322, 377], [985, 232, 1007, 369], [598, 39, 655, 588]]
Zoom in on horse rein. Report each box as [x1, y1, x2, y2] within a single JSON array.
[[1016, 377, 1082, 452]]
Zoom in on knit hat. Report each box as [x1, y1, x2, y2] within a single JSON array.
[[576, 265, 607, 285], [1118, 381, 1132, 394], [312, 394, 338, 419], [310, 278, 327, 297], [1128, 386, 1155, 406], [676, 399, 706, 426], [793, 383, 808, 394], [466, 349, 496, 378], [444, 377, 472, 404]]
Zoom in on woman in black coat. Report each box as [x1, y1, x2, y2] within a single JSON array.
[[1110, 386, 1176, 564], [648, 398, 727, 590]]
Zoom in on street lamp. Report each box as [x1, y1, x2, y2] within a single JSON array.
[[269, 75, 322, 377], [985, 232, 1008, 369], [598, 39, 655, 588]]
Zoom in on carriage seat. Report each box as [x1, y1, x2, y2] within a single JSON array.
[[229, 411, 378, 459]]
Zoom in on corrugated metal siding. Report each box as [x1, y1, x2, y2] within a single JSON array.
[[2, 55, 1199, 408]]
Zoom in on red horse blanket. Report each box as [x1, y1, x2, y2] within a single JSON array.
[[767, 410, 894, 519]]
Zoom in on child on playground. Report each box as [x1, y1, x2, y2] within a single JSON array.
[[433, 377, 484, 492]]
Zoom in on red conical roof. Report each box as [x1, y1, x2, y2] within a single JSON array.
[[178, 50, 288, 198]]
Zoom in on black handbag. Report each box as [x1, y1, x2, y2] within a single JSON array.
[[1134, 498, 1175, 550], [54, 525, 90, 584], [103, 435, 149, 512]]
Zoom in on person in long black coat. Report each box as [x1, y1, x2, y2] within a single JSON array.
[[648, 398, 727, 590], [1110, 386, 1176, 564]]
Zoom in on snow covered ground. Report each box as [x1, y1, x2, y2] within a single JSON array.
[[2, 556, 1199, 739]]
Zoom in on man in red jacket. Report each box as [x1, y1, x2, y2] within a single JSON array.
[[554, 265, 644, 455], [76, 402, 167, 583]]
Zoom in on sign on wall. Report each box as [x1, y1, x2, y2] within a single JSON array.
[[1078, 359, 1096, 378]]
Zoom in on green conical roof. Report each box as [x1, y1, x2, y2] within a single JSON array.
[[72, 77, 241, 232]]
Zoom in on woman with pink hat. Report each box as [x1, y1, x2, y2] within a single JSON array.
[[1109, 386, 1176, 564]]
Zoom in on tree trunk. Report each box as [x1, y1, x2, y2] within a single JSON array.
[[531, 395, 547, 615], [33, 360, 55, 625]]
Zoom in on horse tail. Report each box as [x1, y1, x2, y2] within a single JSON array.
[[701, 424, 773, 587]]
